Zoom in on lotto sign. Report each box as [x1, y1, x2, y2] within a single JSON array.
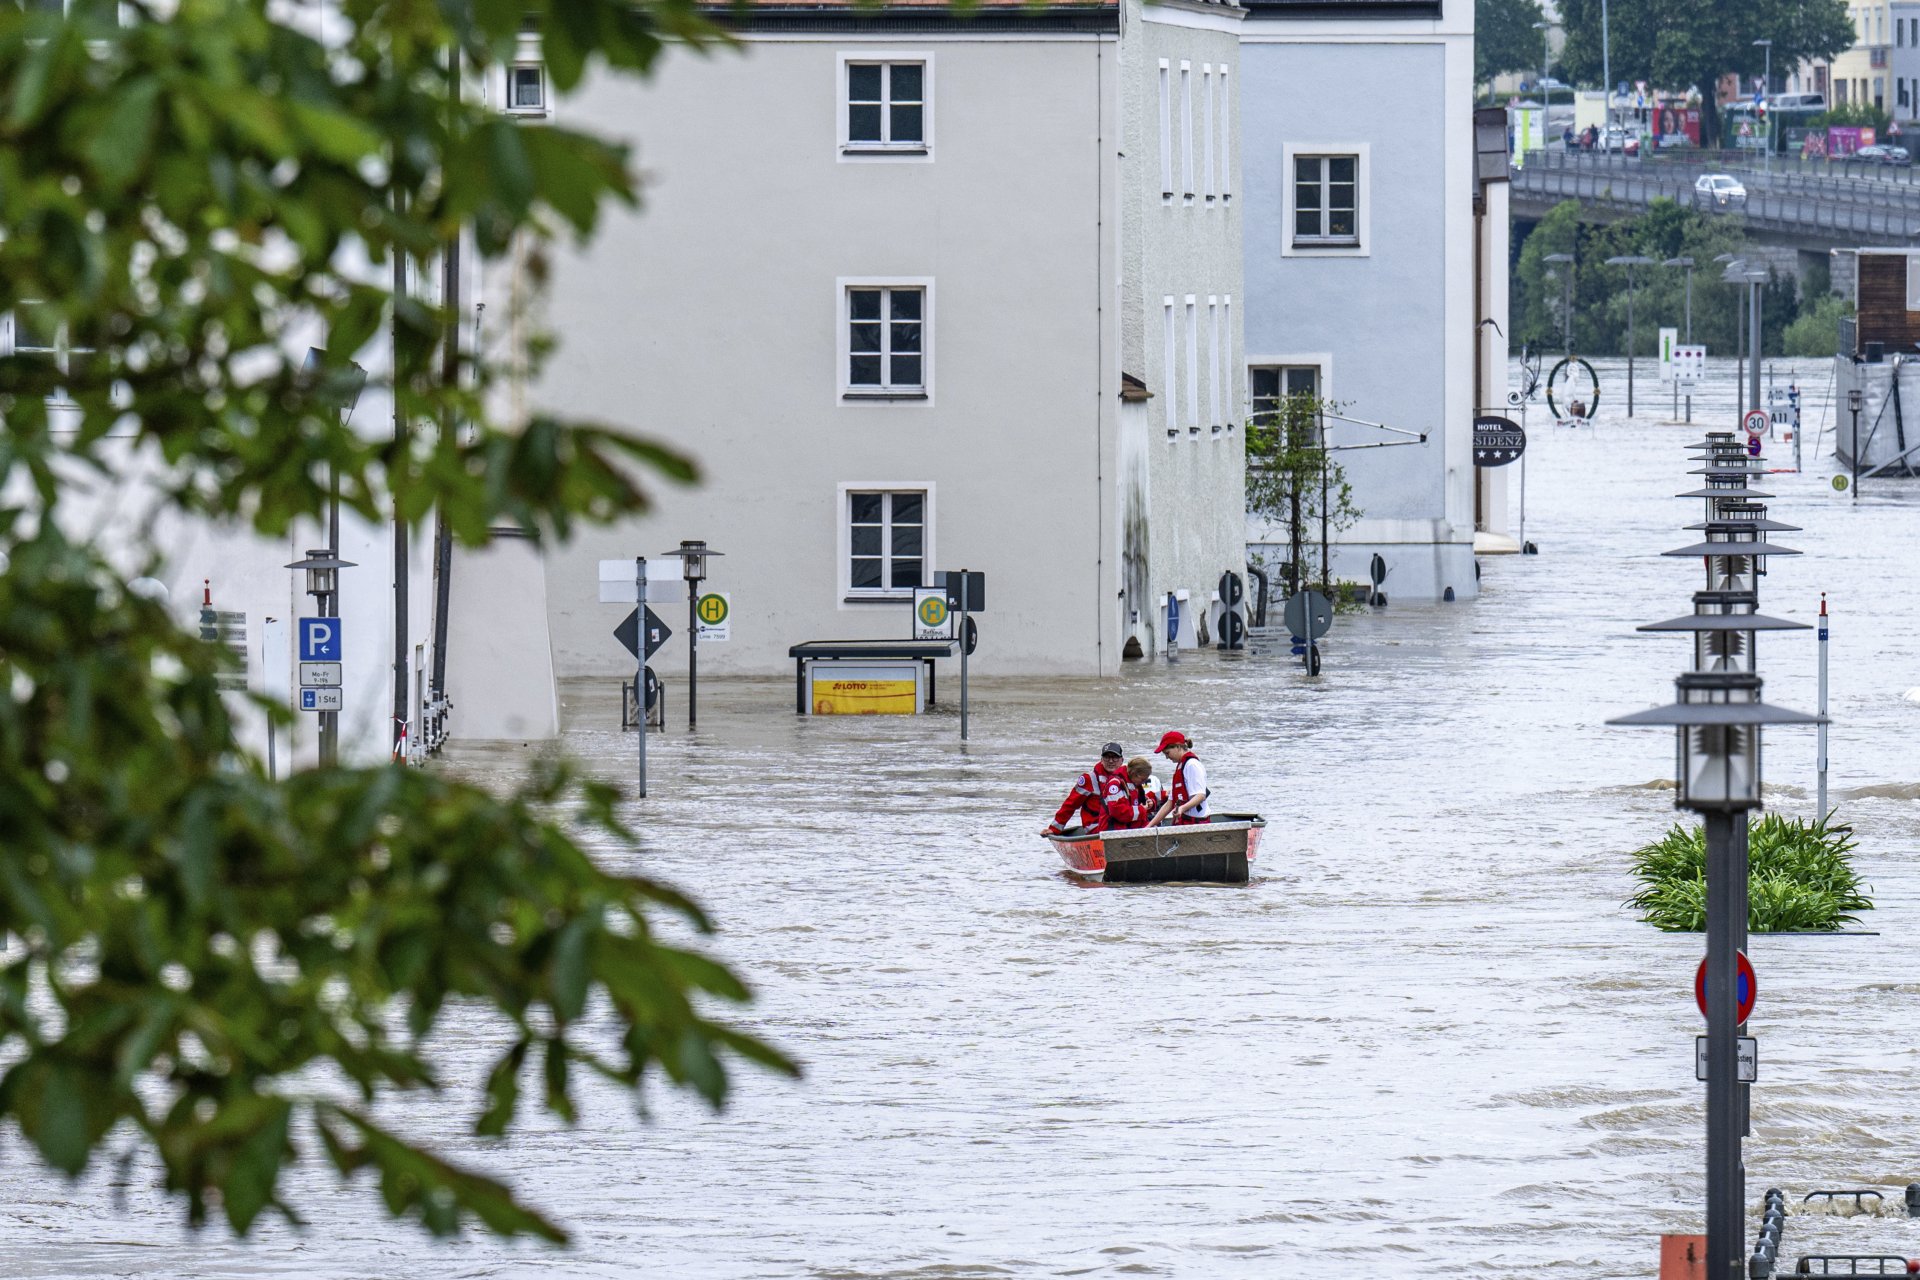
[[695, 592, 730, 642], [1674, 345, 1707, 387], [912, 585, 952, 641]]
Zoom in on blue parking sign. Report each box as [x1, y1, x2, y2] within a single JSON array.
[[299, 617, 342, 661]]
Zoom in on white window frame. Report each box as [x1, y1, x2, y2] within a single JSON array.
[[1158, 60, 1173, 200], [1282, 143, 1370, 258], [838, 483, 935, 605], [1247, 353, 1333, 422], [1202, 66, 1216, 203], [1162, 297, 1177, 438], [506, 63, 547, 117], [1223, 296, 1236, 429], [838, 53, 933, 162], [1184, 296, 1199, 433], [1207, 296, 1222, 431], [837, 277, 933, 404], [1180, 62, 1194, 202], [1219, 69, 1232, 201]]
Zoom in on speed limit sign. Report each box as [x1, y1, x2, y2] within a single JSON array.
[[1743, 409, 1769, 438]]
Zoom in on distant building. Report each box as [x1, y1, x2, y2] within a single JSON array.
[[507, 0, 1250, 682], [1831, 0, 1892, 110], [1237, 0, 1485, 600], [1892, 2, 1920, 120]]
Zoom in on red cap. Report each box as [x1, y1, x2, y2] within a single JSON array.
[[1155, 730, 1191, 754]]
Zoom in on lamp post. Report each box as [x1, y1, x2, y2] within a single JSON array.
[[1544, 252, 1575, 355], [1608, 255, 1654, 417], [1535, 21, 1554, 123], [1848, 386, 1863, 500], [1664, 256, 1695, 422], [1716, 255, 1748, 419], [1601, 0, 1613, 134], [1611, 428, 1816, 1280], [285, 549, 356, 766], [664, 539, 723, 731], [1754, 40, 1773, 176]]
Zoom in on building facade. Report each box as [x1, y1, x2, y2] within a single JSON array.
[[1832, 0, 1892, 110], [513, 0, 1249, 682], [1236, 0, 1481, 602], [1892, 2, 1920, 120]]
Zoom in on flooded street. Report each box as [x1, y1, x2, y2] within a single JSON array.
[[7, 358, 1920, 1277]]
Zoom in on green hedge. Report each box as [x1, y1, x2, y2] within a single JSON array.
[[1627, 814, 1872, 932]]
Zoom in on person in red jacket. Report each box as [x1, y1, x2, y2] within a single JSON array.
[[1151, 730, 1211, 825], [1122, 756, 1162, 828], [1048, 742, 1129, 833]]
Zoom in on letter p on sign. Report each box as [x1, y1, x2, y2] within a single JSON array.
[[299, 617, 342, 661]]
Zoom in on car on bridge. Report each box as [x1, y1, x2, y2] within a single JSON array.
[[1694, 173, 1747, 207], [1856, 143, 1912, 166], [1597, 126, 1640, 155]]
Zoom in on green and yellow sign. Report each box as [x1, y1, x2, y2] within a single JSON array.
[[694, 592, 730, 641], [912, 586, 951, 640]]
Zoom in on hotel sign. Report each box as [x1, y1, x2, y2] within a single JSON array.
[[1472, 415, 1526, 467]]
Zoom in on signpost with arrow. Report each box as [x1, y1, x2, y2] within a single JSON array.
[[602, 558, 673, 798]]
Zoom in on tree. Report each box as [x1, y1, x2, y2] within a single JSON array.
[[0, 0, 794, 1246], [1555, 0, 1852, 147], [1246, 394, 1361, 596], [1477, 0, 1549, 91]]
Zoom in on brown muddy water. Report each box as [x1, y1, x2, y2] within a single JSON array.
[[5, 358, 1920, 1277]]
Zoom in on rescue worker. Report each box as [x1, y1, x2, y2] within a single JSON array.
[[1124, 756, 1163, 829], [1047, 742, 1130, 834], [1151, 730, 1211, 825]]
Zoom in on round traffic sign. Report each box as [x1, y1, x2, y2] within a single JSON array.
[[917, 595, 949, 629], [1832, 474, 1850, 492], [1743, 409, 1768, 438], [1746, 436, 1762, 458], [696, 592, 729, 626], [1695, 951, 1757, 1023], [1283, 589, 1334, 641]]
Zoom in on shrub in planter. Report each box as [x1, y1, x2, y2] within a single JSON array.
[[1627, 814, 1872, 932]]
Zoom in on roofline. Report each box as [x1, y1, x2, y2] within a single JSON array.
[[705, 4, 1122, 33], [1241, 0, 1442, 16]]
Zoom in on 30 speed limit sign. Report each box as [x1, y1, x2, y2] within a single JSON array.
[[1742, 409, 1768, 438]]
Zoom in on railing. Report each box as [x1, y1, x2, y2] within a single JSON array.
[[1790, 1257, 1912, 1276], [1511, 158, 1920, 246], [1524, 148, 1920, 210]]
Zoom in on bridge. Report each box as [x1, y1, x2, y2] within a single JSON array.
[[1510, 150, 1920, 250]]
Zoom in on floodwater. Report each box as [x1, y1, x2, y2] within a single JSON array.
[[6, 358, 1920, 1277]]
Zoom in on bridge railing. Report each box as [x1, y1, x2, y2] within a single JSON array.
[[1521, 148, 1920, 213]]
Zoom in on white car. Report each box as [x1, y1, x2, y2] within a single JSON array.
[[1695, 174, 1748, 207]]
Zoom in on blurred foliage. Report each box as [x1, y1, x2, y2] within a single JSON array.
[[1246, 394, 1360, 596], [1475, 0, 1548, 89], [1513, 198, 1808, 357], [1627, 814, 1872, 931], [1782, 293, 1854, 357], [0, 0, 795, 1246], [1806, 103, 1893, 134]]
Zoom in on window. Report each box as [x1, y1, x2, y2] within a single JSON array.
[[1184, 297, 1198, 432], [1219, 69, 1232, 200], [843, 284, 927, 397], [1207, 298, 1222, 430], [1202, 66, 1215, 202], [1294, 154, 1359, 246], [508, 64, 546, 114], [1159, 61, 1173, 198], [847, 490, 925, 595], [846, 60, 926, 152], [1249, 365, 1320, 420], [1180, 63, 1194, 200], [1162, 298, 1177, 437]]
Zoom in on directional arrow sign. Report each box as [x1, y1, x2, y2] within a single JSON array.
[[615, 606, 673, 660]]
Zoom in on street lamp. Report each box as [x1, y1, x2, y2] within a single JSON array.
[[1664, 257, 1696, 421], [1754, 40, 1773, 176], [285, 549, 356, 766], [1544, 252, 1575, 355], [1716, 255, 1751, 419], [1848, 386, 1863, 500], [1534, 21, 1555, 123], [662, 539, 724, 730], [1608, 255, 1654, 416]]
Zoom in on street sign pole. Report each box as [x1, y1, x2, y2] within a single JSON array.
[[1818, 594, 1830, 817], [688, 573, 699, 732], [1704, 808, 1743, 1280], [645, 556, 652, 794], [320, 582, 337, 766], [960, 577, 970, 744]]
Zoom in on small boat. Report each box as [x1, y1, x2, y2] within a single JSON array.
[[1046, 814, 1266, 884]]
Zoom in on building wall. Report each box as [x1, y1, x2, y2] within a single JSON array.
[[527, 32, 1127, 678], [1237, 20, 1478, 601], [1891, 3, 1920, 118], [1832, 0, 1891, 110], [1119, 0, 1248, 654]]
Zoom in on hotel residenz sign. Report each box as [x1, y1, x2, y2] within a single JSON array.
[[1472, 415, 1526, 467]]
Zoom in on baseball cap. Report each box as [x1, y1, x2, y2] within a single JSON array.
[[1155, 730, 1191, 754], [1100, 741, 1125, 758]]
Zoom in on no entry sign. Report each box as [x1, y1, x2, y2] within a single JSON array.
[[1695, 951, 1757, 1022]]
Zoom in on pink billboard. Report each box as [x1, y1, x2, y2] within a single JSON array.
[[1827, 125, 1877, 155]]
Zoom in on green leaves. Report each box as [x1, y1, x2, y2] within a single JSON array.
[[1626, 814, 1873, 931]]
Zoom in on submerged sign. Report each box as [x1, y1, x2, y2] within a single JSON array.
[[1472, 415, 1526, 467]]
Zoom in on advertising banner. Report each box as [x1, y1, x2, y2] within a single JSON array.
[[1653, 105, 1701, 147], [1828, 126, 1876, 156], [810, 666, 919, 715]]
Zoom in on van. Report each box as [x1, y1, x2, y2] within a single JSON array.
[[1771, 92, 1827, 110]]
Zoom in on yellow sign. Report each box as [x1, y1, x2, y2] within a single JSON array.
[[696, 593, 729, 625], [916, 596, 948, 629], [812, 679, 917, 716]]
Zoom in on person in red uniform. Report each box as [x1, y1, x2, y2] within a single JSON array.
[[1047, 742, 1131, 834], [1151, 730, 1211, 825], [1123, 756, 1162, 828]]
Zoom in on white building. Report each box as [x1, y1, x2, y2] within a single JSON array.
[[1237, 0, 1487, 601], [511, 0, 1250, 685]]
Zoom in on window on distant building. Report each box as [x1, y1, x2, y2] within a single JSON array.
[[1180, 62, 1195, 201], [1207, 297, 1221, 430], [508, 64, 546, 115], [1249, 365, 1321, 421], [1202, 66, 1216, 202], [1219, 69, 1232, 200], [844, 59, 928, 155], [1162, 297, 1177, 438], [842, 283, 928, 398], [1293, 154, 1360, 246], [846, 490, 926, 596], [1159, 61, 1173, 199], [1184, 296, 1199, 432]]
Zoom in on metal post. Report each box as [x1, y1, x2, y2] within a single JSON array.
[[319, 579, 338, 767], [1851, 402, 1861, 500], [635, 555, 647, 798], [392, 219, 409, 764], [1563, 269, 1573, 356], [959, 599, 970, 742], [687, 574, 699, 731], [1704, 808, 1743, 1280], [1601, 0, 1612, 136], [1792, 385, 1802, 473], [1817, 593, 1829, 816], [1627, 267, 1637, 417], [1685, 265, 1694, 424], [1748, 280, 1763, 425]]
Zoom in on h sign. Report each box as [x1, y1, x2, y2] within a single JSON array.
[[298, 617, 342, 662]]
